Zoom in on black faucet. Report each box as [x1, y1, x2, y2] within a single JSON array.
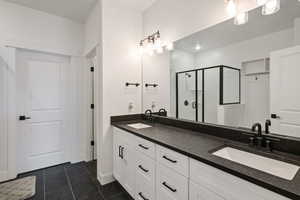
[[265, 119, 271, 134], [252, 123, 262, 137], [158, 108, 167, 116], [144, 109, 153, 121]]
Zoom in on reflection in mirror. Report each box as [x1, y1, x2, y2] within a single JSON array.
[[142, 0, 300, 138]]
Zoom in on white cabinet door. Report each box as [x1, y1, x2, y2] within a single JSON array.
[[113, 129, 124, 182], [113, 128, 136, 198], [189, 181, 224, 200], [270, 46, 300, 137], [122, 136, 136, 197]]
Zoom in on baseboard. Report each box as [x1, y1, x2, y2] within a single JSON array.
[[97, 172, 115, 185], [0, 171, 8, 183]]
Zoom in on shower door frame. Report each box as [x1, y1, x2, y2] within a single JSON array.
[[176, 65, 241, 122]]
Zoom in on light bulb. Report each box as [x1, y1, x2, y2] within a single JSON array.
[[262, 0, 280, 15], [226, 0, 237, 17], [155, 38, 162, 49], [195, 44, 201, 51], [166, 42, 174, 51], [234, 12, 249, 25], [257, 0, 268, 6], [156, 46, 164, 54], [147, 40, 154, 53]]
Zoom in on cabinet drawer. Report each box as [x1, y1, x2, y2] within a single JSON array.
[[190, 159, 290, 200], [136, 152, 155, 184], [156, 145, 189, 177], [189, 181, 224, 200], [156, 164, 188, 200], [136, 137, 156, 159], [136, 171, 155, 200]]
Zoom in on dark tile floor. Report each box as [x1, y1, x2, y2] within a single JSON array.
[[18, 161, 134, 200]]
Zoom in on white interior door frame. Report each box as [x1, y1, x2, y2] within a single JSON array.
[[0, 46, 18, 181]]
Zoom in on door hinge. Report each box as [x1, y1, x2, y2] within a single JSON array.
[[91, 104, 94, 109], [91, 141, 95, 146], [90, 67, 94, 72]]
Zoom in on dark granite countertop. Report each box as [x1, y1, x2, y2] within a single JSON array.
[[112, 119, 300, 199]]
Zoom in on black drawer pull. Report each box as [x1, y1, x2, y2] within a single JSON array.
[[138, 165, 149, 173], [138, 192, 149, 200], [118, 146, 122, 158], [162, 182, 177, 193], [120, 146, 124, 159], [139, 144, 149, 150], [162, 155, 177, 163]]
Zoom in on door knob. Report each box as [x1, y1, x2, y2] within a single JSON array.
[[19, 115, 31, 121]]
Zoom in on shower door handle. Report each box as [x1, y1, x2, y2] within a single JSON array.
[[192, 101, 197, 109]]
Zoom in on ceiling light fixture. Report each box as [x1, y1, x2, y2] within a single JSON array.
[[234, 11, 249, 25], [226, 0, 237, 17], [262, 0, 280, 15]]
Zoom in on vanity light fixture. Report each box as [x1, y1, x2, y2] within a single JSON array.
[[262, 0, 280, 15], [139, 31, 174, 56], [225, 0, 237, 17], [234, 11, 249, 25]]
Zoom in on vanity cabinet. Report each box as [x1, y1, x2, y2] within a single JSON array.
[[113, 127, 291, 200]]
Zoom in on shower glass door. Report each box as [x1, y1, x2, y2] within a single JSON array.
[[176, 71, 197, 121]]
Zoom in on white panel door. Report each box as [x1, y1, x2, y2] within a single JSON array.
[[17, 50, 69, 173], [270, 46, 300, 137]]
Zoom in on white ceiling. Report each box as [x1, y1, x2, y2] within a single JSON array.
[[114, 0, 157, 12], [4, 0, 157, 23], [175, 0, 300, 53]]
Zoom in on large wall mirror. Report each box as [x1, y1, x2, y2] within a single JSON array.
[[142, 0, 300, 138]]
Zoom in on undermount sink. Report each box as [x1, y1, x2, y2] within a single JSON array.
[[212, 147, 300, 180], [127, 123, 152, 129]]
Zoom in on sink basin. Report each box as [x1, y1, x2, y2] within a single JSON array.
[[212, 147, 299, 180], [127, 123, 152, 129]]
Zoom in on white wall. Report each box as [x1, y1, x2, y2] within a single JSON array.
[[97, 0, 143, 184], [143, 0, 257, 44], [295, 18, 300, 45], [0, 0, 84, 56], [194, 29, 294, 68], [0, 50, 8, 182], [84, 1, 101, 55]]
